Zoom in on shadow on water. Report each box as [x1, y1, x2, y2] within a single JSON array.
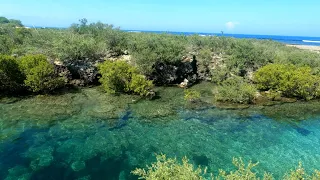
[[109, 107, 132, 131], [0, 128, 49, 179], [29, 153, 135, 180], [292, 126, 312, 136], [0, 127, 138, 180], [192, 154, 210, 167]]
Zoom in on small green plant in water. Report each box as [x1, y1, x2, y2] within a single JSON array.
[[184, 89, 201, 102], [131, 154, 206, 180], [283, 162, 320, 180], [133, 154, 320, 180], [216, 157, 272, 180]]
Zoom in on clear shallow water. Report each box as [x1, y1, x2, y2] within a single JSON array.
[[1, 88, 320, 179]]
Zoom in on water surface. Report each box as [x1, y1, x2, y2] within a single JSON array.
[[1, 87, 320, 179]]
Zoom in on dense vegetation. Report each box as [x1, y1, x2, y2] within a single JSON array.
[[98, 60, 153, 96], [215, 76, 257, 104], [0, 54, 65, 94], [0, 55, 25, 94], [19, 55, 66, 93], [2, 16, 320, 180], [133, 154, 320, 180], [1, 16, 320, 102], [254, 64, 320, 100]]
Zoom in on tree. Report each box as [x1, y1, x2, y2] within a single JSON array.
[[9, 19, 23, 27], [0, 16, 9, 24]]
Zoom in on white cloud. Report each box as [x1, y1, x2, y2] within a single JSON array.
[[225, 21, 240, 30]]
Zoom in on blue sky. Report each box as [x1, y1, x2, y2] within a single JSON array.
[[0, 0, 319, 36]]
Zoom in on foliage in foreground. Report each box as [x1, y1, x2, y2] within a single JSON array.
[[0, 55, 25, 94], [132, 154, 320, 180], [254, 64, 320, 100], [98, 60, 153, 96], [19, 55, 66, 93], [215, 76, 257, 104], [132, 154, 206, 180]]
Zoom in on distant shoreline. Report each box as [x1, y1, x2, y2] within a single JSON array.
[[287, 44, 320, 52]]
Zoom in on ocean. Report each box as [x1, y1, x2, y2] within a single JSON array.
[[32, 26, 320, 46], [126, 30, 320, 46]]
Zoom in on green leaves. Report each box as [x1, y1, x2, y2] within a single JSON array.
[[19, 55, 66, 93], [130, 33, 186, 74], [227, 39, 275, 76], [131, 154, 205, 180], [215, 76, 257, 104], [133, 154, 320, 180], [98, 60, 153, 96], [53, 32, 104, 61], [0, 55, 25, 94], [254, 64, 320, 100]]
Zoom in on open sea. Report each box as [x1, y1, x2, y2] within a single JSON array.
[[33, 26, 320, 46], [126, 30, 320, 46]]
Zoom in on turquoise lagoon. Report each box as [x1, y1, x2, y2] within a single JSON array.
[[1, 86, 320, 179]]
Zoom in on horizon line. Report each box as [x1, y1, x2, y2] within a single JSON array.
[[24, 24, 320, 38]]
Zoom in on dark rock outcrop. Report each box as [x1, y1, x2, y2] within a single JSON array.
[[150, 62, 178, 85], [53, 62, 72, 82], [149, 56, 198, 87], [66, 60, 104, 86]]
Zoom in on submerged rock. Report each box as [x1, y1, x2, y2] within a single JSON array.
[[294, 126, 312, 136], [71, 161, 86, 172]]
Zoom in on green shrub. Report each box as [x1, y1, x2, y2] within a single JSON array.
[[0, 16, 23, 27], [0, 55, 25, 93], [227, 39, 274, 76], [53, 32, 106, 61], [98, 60, 153, 96], [70, 19, 128, 55], [130, 74, 154, 96], [254, 64, 320, 100], [215, 76, 257, 104], [19, 55, 66, 93], [275, 48, 320, 68], [283, 162, 320, 180], [130, 33, 186, 74], [0, 17, 10, 24], [211, 66, 229, 85], [217, 157, 272, 180], [131, 154, 206, 180], [184, 89, 201, 102], [197, 48, 212, 78], [0, 26, 15, 54], [133, 154, 320, 180]]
